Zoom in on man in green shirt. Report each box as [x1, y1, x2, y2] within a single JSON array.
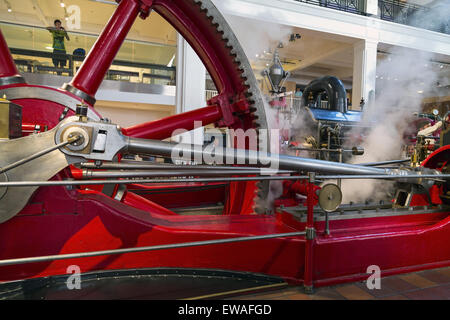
[[47, 19, 70, 74]]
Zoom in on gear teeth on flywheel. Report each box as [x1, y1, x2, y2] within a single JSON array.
[[192, 0, 271, 214]]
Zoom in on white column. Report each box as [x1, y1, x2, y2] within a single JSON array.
[[175, 33, 206, 145], [351, 39, 378, 110]]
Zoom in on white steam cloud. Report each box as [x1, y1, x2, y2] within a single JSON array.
[[211, 1, 296, 212], [211, 0, 294, 60], [212, 0, 449, 207], [341, 1, 449, 203]]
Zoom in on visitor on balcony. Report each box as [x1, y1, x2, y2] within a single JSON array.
[[46, 19, 70, 75]]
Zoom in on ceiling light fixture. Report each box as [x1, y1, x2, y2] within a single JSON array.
[[5, 0, 12, 12]]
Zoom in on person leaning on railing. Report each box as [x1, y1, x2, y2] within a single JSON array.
[[46, 19, 70, 75]]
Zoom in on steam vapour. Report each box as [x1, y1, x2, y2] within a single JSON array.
[[341, 1, 449, 202]]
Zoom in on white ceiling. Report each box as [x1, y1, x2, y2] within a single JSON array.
[[1, 0, 448, 89]]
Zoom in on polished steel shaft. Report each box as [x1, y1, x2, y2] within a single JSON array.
[[125, 137, 389, 176], [82, 169, 293, 179], [80, 162, 293, 172]]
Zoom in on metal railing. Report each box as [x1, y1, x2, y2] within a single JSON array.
[[379, 0, 449, 34], [293, 0, 449, 35], [11, 47, 176, 85], [293, 0, 366, 16], [379, 0, 422, 24], [285, 96, 304, 114], [205, 89, 218, 101], [1, 21, 177, 85]]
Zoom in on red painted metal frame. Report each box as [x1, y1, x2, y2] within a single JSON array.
[[68, 0, 141, 98], [0, 0, 449, 290], [127, 182, 227, 209], [303, 176, 315, 289], [0, 177, 448, 285], [122, 105, 222, 140], [0, 29, 20, 78]]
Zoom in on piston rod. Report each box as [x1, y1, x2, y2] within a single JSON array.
[[124, 137, 389, 176], [81, 168, 294, 179], [80, 162, 292, 172]]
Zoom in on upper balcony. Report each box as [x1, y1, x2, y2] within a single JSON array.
[[1, 21, 176, 85], [292, 0, 449, 35], [0, 21, 177, 106]]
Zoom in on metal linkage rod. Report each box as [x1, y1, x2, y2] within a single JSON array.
[[0, 231, 306, 267], [80, 162, 290, 172], [316, 174, 450, 180], [125, 138, 387, 176], [1, 174, 449, 188], [0, 175, 309, 187], [0, 135, 80, 174], [289, 147, 352, 153], [81, 169, 294, 179], [357, 159, 411, 167]]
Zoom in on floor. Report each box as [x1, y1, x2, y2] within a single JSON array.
[[1, 266, 448, 300], [230, 266, 450, 300]]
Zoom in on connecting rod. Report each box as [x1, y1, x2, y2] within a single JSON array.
[[53, 118, 441, 185], [125, 137, 391, 176]]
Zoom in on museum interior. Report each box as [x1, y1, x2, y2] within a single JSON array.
[[0, 0, 448, 301]]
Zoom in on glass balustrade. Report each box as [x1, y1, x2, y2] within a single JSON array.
[[1, 21, 177, 86]]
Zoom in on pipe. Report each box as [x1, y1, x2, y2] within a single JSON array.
[[122, 105, 222, 140], [302, 76, 347, 113], [22, 123, 48, 134], [64, 0, 141, 101], [0, 231, 306, 267]]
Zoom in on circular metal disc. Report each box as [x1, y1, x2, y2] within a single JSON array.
[[318, 183, 342, 212]]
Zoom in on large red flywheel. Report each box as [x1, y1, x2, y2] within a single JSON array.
[[0, 0, 271, 215]]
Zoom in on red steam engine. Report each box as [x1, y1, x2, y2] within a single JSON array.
[[0, 0, 448, 298]]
